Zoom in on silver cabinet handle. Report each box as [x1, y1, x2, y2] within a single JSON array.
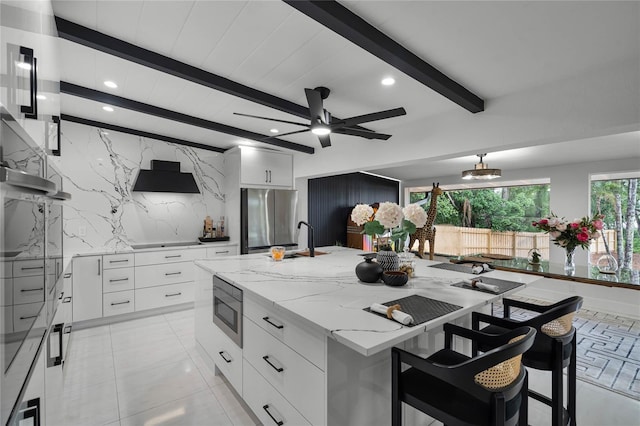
[[165, 255, 181, 259], [62, 297, 71, 303], [98, 259, 101, 276], [21, 266, 44, 271], [110, 300, 130, 306], [20, 287, 44, 292], [63, 273, 72, 278], [108, 278, 129, 283], [19, 315, 38, 320], [109, 259, 129, 264], [265, 170, 269, 183], [216, 251, 229, 254], [164, 272, 182, 276], [165, 292, 182, 297]]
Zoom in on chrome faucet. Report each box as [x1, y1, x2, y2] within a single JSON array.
[[297, 221, 315, 257]]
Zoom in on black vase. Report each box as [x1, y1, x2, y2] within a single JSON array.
[[356, 257, 383, 283]]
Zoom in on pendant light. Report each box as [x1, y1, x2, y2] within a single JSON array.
[[461, 154, 502, 180]]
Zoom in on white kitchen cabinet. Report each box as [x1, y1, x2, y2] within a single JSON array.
[[103, 290, 134, 316], [71, 256, 102, 322], [134, 262, 193, 289], [102, 253, 134, 269], [205, 244, 238, 257], [239, 147, 293, 188], [134, 248, 200, 266], [102, 267, 134, 293], [244, 318, 325, 425], [0, 0, 60, 150], [134, 282, 193, 311]]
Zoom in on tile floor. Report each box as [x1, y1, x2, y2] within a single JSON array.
[[53, 308, 639, 426]]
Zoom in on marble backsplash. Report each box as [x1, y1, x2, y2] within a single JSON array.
[[51, 122, 226, 255]]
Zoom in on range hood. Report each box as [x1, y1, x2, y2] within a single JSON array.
[[132, 160, 200, 193]]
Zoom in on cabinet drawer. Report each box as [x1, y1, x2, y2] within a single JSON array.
[[13, 259, 46, 277], [13, 275, 45, 305], [135, 262, 194, 289], [13, 302, 43, 332], [102, 253, 134, 269], [243, 359, 311, 426], [244, 318, 324, 425], [103, 268, 134, 293], [134, 282, 194, 311], [244, 296, 325, 370], [1, 278, 12, 306], [103, 290, 135, 317], [206, 245, 238, 257], [134, 249, 198, 266], [209, 320, 243, 394]]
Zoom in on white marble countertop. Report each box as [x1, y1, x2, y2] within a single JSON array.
[[195, 246, 542, 356], [71, 240, 237, 257]]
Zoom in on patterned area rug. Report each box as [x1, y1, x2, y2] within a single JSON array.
[[492, 297, 640, 401]]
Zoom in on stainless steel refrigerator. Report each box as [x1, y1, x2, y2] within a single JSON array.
[[241, 188, 298, 254]]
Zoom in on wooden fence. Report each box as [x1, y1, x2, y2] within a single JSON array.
[[410, 225, 616, 257]]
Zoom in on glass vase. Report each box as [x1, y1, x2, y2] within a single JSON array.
[[564, 247, 576, 275]]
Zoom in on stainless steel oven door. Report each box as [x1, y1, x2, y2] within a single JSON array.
[[212, 275, 242, 348]]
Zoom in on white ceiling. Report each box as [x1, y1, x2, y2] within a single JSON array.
[[51, 0, 640, 178]]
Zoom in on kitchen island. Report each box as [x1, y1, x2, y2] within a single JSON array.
[[194, 247, 541, 426]]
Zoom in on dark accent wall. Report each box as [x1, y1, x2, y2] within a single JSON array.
[[308, 172, 399, 247]]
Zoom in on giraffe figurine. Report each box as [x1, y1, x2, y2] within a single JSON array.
[[408, 183, 443, 260]]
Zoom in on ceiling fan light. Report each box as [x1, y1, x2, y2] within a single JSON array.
[[461, 154, 501, 180], [311, 126, 331, 136]]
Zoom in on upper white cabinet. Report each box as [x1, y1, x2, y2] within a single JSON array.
[[0, 0, 60, 150], [227, 147, 293, 189]]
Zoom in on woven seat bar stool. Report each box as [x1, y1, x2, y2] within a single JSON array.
[[472, 296, 583, 426], [392, 324, 536, 426]]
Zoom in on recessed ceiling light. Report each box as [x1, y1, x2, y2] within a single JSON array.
[[270, 128, 279, 133], [381, 77, 395, 86], [102, 106, 114, 112], [104, 80, 118, 89], [36, 94, 46, 100], [16, 62, 31, 70], [237, 140, 253, 146]]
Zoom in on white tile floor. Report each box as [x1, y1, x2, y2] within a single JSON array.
[[54, 308, 640, 426], [50, 309, 257, 426]]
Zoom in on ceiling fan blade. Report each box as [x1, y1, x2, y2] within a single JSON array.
[[333, 127, 392, 140], [260, 129, 310, 140], [234, 112, 309, 127], [336, 107, 406, 128], [318, 133, 331, 148], [305, 88, 326, 124]]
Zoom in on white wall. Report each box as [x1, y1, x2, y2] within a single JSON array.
[[51, 122, 226, 255]]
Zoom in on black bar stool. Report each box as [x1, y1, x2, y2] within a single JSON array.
[[392, 324, 536, 426], [472, 296, 583, 426]]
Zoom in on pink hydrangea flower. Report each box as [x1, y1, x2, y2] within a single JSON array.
[[577, 232, 589, 242], [593, 219, 604, 230]]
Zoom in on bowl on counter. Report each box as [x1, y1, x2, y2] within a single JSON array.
[[382, 271, 408, 287]]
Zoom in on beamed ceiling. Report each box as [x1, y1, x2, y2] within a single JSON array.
[[51, 0, 639, 178]]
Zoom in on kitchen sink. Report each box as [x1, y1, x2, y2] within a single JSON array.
[[130, 241, 202, 250]]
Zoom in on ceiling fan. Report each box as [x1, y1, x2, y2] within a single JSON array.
[[234, 86, 406, 148]]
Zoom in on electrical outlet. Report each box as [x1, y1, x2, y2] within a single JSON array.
[[78, 226, 86, 236]]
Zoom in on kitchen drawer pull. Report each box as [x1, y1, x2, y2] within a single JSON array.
[[215, 251, 229, 254], [19, 46, 38, 118], [58, 291, 64, 300], [164, 272, 182, 276], [19, 315, 38, 320], [110, 300, 130, 306], [21, 266, 44, 271], [109, 278, 129, 282], [165, 292, 182, 297], [109, 259, 129, 263], [21, 287, 44, 292], [63, 273, 72, 278], [63, 325, 72, 334], [218, 351, 232, 363], [165, 255, 182, 259], [262, 355, 284, 372], [62, 297, 72, 303], [262, 316, 284, 329], [98, 259, 101, 276], [262, 404, 284, 426]]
